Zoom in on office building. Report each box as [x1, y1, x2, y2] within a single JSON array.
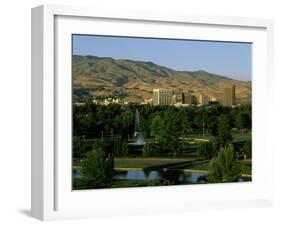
[[153, 89, 173, 105], [223, 85, 236, 106]]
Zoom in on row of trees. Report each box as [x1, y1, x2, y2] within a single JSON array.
[[73, 102, 251, 157], [73, 102, 251, 140], [144, 109, 242, 157]]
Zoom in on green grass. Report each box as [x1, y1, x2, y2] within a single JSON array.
[[187, 133, 213, 140], [184, 159, 252, 176], [232, 132, 251, 142], [187, 162, 209, 171]]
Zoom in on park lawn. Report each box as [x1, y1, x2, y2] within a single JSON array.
[[185, 131, 251, 142], [114, 157, 198, 169], [232, 132, 251, 142], [183, 159, 252, 176], [187, 131, 250, 142], [186, 132, 213, 139], [186, 162, 209, 171]]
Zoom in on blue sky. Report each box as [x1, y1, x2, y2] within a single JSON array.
[[73, 35, 252, 81]]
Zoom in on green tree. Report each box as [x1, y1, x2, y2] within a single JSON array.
[[210, 137, 220, 156], [208, 144, 241, 183], [73, 136, 85, 158], [120, 110, 134, 137], [178, 108, 193, 134], [149, 110, 185, 156], [81, 143, 114, 188], [109, 138, 128, 157], [143, 142, 161, 157], [236, 111, 251, 129], [207, 116, 218, 136], [197, 142, 214, 159], [217, 114, 233, 147], [163, 111, 182, 155], [150, 115, 165, 141], [242, 140, 252, 159]]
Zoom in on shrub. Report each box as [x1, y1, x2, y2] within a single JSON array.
[[81, 143, 114, 188], [208, 144, 242, 183]]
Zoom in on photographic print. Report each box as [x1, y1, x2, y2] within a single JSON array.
[[72, 35, 252, 190]]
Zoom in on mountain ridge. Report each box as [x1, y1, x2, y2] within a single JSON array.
[[73, 55, 251, 104]]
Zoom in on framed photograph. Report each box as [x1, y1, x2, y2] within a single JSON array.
[[31, 4, 274, 221]]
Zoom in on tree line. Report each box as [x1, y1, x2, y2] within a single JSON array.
[[73, 102, 251, 157], [73, 102, 251, 139]]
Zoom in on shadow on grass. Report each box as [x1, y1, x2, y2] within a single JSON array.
[[143, 159, 205, 171]]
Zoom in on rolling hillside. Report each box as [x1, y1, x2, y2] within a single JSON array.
[[73, 55, 251, 104]]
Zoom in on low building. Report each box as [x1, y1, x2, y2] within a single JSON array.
[[198, 94, 209, 105], [209, 96, 217, 102], [183, 92, 193, 104], [191, 95, 198, 104], [141, 98, 153, 105], [174, 103, 190, 108]]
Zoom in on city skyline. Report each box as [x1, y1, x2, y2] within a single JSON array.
[[86, 87, 235, 107], [73, 35, 252, 81]]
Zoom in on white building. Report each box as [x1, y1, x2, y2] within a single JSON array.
[[153, 89, 173, 105]]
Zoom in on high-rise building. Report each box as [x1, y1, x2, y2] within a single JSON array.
[[223, 85, 236, 106], [153, 89, 173, 105]]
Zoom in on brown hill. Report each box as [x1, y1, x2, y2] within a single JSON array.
[[73, 55, 251, 104]]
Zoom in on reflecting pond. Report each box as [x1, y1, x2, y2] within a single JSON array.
[[113, 170, 207, 183], [73, 168, 207, 184]]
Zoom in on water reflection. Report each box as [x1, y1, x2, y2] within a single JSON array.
[[113, 170, 207, 184]]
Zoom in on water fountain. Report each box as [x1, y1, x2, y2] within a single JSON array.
[[128, 109, 145, 150], [134, 109, 145, 145]]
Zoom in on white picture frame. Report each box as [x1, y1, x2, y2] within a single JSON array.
[[31, 4, 274, 221]]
